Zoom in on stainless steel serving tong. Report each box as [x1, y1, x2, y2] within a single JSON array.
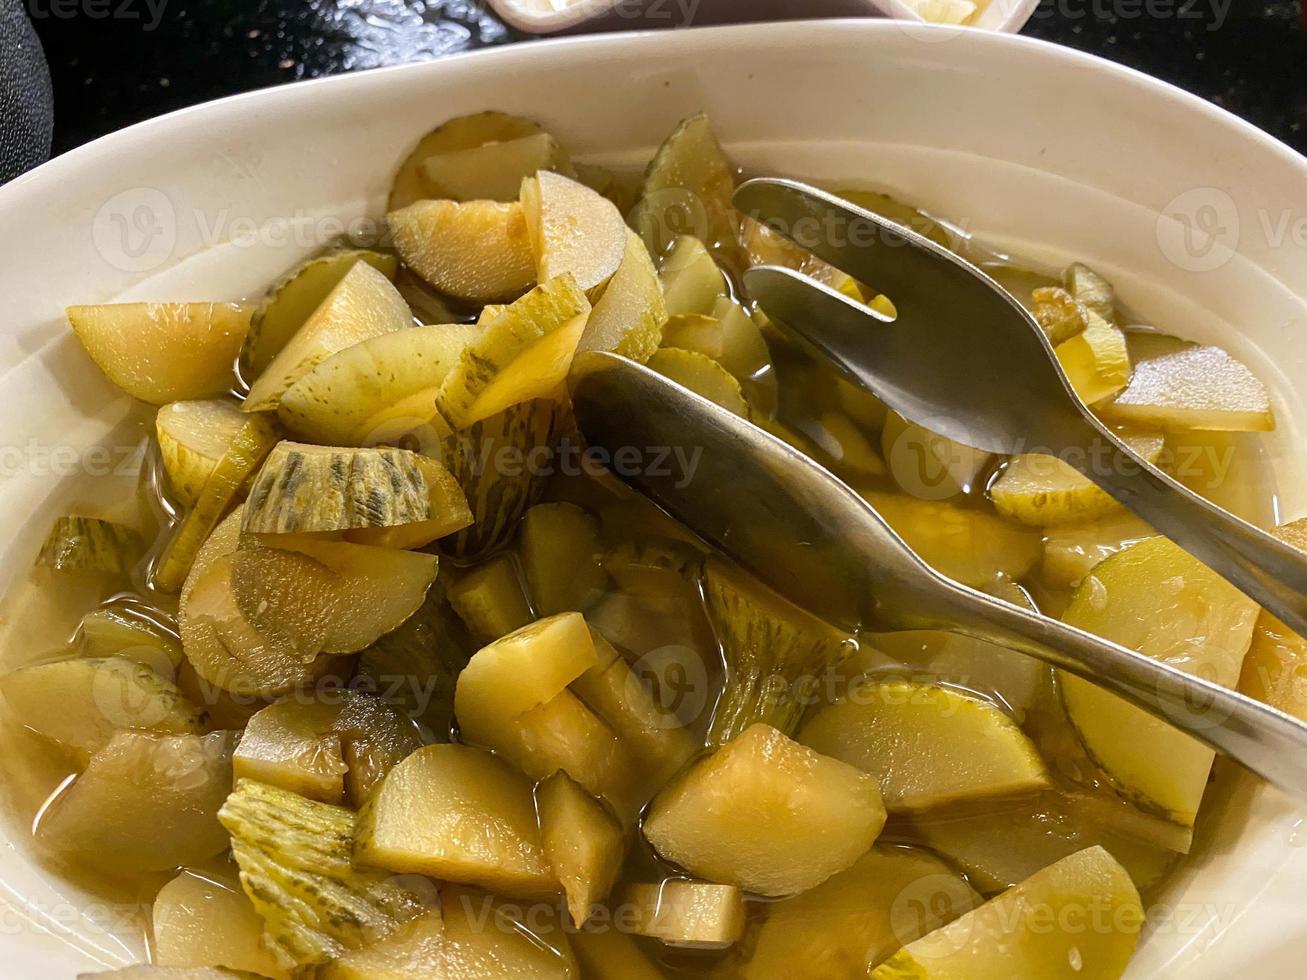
[[734, 177, 1307, 640], [568, 178, 1307, 803]]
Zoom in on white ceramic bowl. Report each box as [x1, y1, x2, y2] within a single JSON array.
[[0, 20, 1305, 978], [488, 0, 1040, 35]]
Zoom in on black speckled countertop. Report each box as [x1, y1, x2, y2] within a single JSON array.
[[26, 1, 1307, 157]]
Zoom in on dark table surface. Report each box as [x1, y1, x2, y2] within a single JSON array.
[[26, 0, 1307, 158]]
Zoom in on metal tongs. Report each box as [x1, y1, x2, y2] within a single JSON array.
[[568, 178, 1307, 803]]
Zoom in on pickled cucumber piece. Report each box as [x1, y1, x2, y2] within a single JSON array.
[[634, 114, 738, 258], [520, 503, 608, 615], [354, 581, 474, 737], [1238, 519, 1307, 718], [441, 399, 566, 560], [538, 771, 625, 927], [422, 131, 570, 203], [643, 724, 887, 897], [742, 215, 854, 293], [233, 700, 347, 802], [811, 411, 888, 479], [477, 688, 641, 820], [447, 554, 533, 644], [326, 891, 579, 980], [153, 411, 281, 593], [318, 910, 446, 980], [1240, 609, 1307, 722], [153, 865, 289, 978], [660, 313, 720, 357], [67, 302, 249, 405], [335, 693, 425, 805], [180, 553, 335, 698], [267, 537, 440, 653], [898, 790, 1188, 896], [659, 235, 727, 316], [1168, 428, 1272, 525], [451, 614, 613, 742], [388, 199, 536, 305], [881, 411, 992, 500], [0, 656, 204, 761], [277, 323, 480, 447], [1054, 311, 1130, 405], [990, 429, 1165, 527], [1064, 262, 1116, 321], [869, 847, 1143, 980], [522, 170, 627, 294], [78, 605, 184, 671], [244, 261, 412, 412], [157, 398, 252, 506], [860, 490, 1041, 588], [571, 927, 665, 980], [866, 584, 1052, 722], [647, 348, 748, 417], [623, 881, 746, 949], [1099, 332, 1275, 431], [1061, 536, 1259, 824], [1040, 513, 1156, 590], [455, 309, 586, 428], [219, 779, 427, 968], [227, 544, 338, 657], [704, 558, 852, 745], [570, 629, 696, 790], [240, 250, 398, 379], [575, 161, 644, 215], [741, 847, 980, 980], [354, 743, 556, 897], [233, 693, 421, 807], [1029, 286, 1088, 345], [799, 679, 1049, 814], [37, 731, 234, 874], [664, 300, 771, 383], [599, 537, 702, 597], [460, 891, 577, 978], [242, 442, 472, 545], [389, 110, 545, 210], [811, 377, 875, 434], [579, 229, 667, 362], [436, 274, 589, 429], [38, 515, 142, 574]]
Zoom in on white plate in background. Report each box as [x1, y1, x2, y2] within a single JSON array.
[[487, 0, 1041, 35]]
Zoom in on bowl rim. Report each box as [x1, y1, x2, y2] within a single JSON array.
[[3, 18, 1302, 219]]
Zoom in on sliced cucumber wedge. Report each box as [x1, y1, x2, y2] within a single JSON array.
[[239, 250, 398, 380], [156, 397, 252, 506], [68, 302, 250, 405], [0, 655, 205, 761], [38, 515, 142, 574], [151, 411, 281, 593], [244, 261, 412, 413], [242, 442, 471, 547], [277, 322, 479, 447], [388, 199, 537, 305], [389, 110, 545, 210], [436, 273, 590, 430], [422, 131, 571, 203], [219, 779, 428, 967]]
